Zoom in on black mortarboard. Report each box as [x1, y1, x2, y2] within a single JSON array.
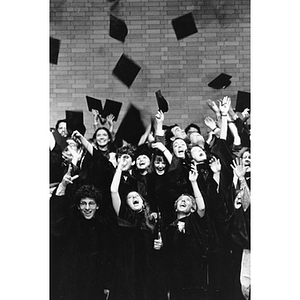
[[86, 96, 103, 114], [171, 12, 198, 40], [134, 143, 153, 160], [102, 99, 123, 121], [50, 37, 60, 65], [115, 104, 150, 146], [65, 110, 86, 136], [52, 130, 68, 151], [109, 14, 128, 43], [155, 90, 169, 113], [112, 54, 141, 88], [235, 91, 251, 112], [208, 73, 232, 89]]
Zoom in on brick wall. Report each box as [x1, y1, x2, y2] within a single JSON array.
[[50, 0, 250, 138]]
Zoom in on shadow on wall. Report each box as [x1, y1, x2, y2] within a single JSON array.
[[193, 0, 243, 28]]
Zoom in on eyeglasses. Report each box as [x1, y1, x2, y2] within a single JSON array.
[[79, 201, 97, 208]]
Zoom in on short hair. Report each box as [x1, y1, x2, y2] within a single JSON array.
[[174, 193, 197, 212], [115, 144, 136, 160], [185, 123, 201, 134], [55, 119, 67, 130], [75, 185, 102, 206]]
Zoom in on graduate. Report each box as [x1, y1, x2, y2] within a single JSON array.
[[109, 153, 164, 300]]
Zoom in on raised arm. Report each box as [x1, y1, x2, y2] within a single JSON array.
[[155, 110, 165, 137], [72, 130, 94, 155], [92, 109, 101, 131], [55, 164, 79, 196], [189, 163, 205, 217], [151, 141, 172, 164], [110, 154, 128, 215], [218, 96, 231, 140]]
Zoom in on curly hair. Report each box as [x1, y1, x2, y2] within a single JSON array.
[[75, 185, 103, 206], [115, 143, 136, 160]]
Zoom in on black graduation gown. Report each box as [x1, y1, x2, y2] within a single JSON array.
[[50, 193, 109, 300], [108, 202, 159, 300], [164, 213, 210, 300]]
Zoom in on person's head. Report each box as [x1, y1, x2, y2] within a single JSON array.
[[185, 123, 201, 139], [172, 138, 188, 159], [126, 191, 145, 212], [92, 127, 112, 150], [75, 185, 102, 219], [239, 147, 251, 172], [55, 119, 68, 138], [189, 132, 205, 149], [174, 193, 197, 215], [188, 144, 207, 164], [151, 151, 167, 175], [165, 124, 187, 149], [134, 144, 152, 174], [115, 144, 136, 171]]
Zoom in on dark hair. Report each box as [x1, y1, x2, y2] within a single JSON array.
[[115, 144, 136, 160], [185, 123, 201, 134], [75, 185, 103, 206], [92, 127, 113, 142], [55, 119, 66, 130], [148, 150, 168, 174]]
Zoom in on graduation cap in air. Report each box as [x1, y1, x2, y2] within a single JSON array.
[[171, 12, 198, 40], [86, 96, 103, 114], [116, 104, 151, 146], [235, 91, 250, 113], [52, 130, 68, 151], [208, 73, 232, 89], [109, 14, 128, 43], [155, 90, 169, 113], [102, 99, 123, 121], [65, 110, 86, 136], [50, 37, 61, 65], [112, 54, 141, 88]]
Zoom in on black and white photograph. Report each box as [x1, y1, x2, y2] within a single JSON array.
[[1, 0, 299, 299]]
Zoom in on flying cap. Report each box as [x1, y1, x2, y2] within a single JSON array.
[[102, 99, 123, 121], [86, 96, 103, 114], [171, 12, 198, 40], [115, 104, 151, 146], [50, 37, 60, 65], [208, 73, 232, 89], [155, 90, 169, 113], [112, 54, 141, 88], [65, 110, 86, 136], [235, 91, 250, 112], [109, 14, 128, 43]]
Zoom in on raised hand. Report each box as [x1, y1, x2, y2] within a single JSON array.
[[204, 116, 217, 130], [209, 156, 221, 173], [151, 141, 166, 152], [231, 158, 246, 179], [189, 163, 198, 182], [62, 164, 79, 186], [71, 130, 83, 142], [155, 110, 164, 124], [206, 99, 221, 120], [106, 114, 115, 127], [218, 96, 231, 116]]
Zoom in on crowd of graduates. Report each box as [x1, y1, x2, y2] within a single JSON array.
[[49, 95, 251, 300]]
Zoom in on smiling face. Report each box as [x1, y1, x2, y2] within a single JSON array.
[[242, 150, 251, 171], [136, 154, 151, 171], [190, 145, 207, 163], [78, 197, 99, 219], [153, 155, 167, 175], [172, 139, 187, 158], [57, 121, 68, 137], [175, 195, 195, 215], [126, 192, 144, 212], [95, 129, 110, 149]]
